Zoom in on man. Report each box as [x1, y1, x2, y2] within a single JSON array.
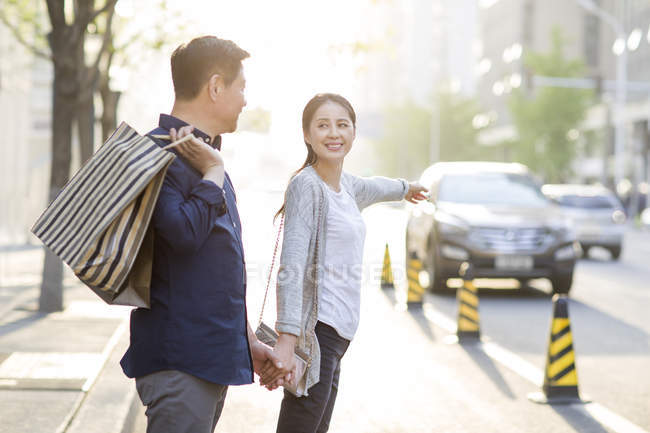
[[120, 36, 281, 433]]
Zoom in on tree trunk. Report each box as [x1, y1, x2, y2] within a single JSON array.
[[40, 59, 77, 312], [101, 87, 121, 141], [40, 19, 80, 312], [77, 68, 95, 164]]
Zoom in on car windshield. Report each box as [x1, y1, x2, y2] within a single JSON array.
[[553, 194, 616, 209], [438, 173, 548, 207]]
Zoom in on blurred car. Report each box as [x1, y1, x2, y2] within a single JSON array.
[[541, 184, 626, 260], [406, 162, 580, 294]]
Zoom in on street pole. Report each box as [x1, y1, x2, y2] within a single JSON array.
[[430, 98, 440, 165], [615, 47, 627, 190], [574, 0, 627, 189]]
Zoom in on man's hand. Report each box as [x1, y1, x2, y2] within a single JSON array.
[[260, 334, 297, 389], [250, 340, 284, 391], [168, 126, 225, 187], [405, 182, 428, 204]]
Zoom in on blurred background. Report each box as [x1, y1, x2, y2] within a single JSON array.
[[2, 0, 650, 246]]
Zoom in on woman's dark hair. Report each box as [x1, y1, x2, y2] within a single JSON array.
[[274, 93, 356, 221], [171, 36, 250, 100]]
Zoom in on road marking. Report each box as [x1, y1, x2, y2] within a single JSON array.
[[580, 403, 650, 433], [421, 302, 650, 433]]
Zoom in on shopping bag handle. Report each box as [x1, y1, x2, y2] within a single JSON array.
[[150, 134, 194, 150]]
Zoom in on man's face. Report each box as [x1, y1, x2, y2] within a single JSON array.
[[215, 68, 247, 133]]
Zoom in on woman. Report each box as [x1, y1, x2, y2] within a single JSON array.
[[263, 93, 427, 432]]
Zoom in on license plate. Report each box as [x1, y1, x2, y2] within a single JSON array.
[[495, 255, 533, 270]]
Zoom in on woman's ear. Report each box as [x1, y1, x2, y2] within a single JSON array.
[[303, 131, 311, 146]]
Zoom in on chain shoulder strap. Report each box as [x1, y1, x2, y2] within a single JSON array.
[[258, 188, 325, 328], [258, 215, 284, 326]]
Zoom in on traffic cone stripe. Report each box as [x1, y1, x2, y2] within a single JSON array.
[[406, 258, 425, 305], [549, 361, 577, 383], [548, 350, 576, 378], [550, 334, 573, 356], [553, 370, 578, 386], [460, 304, 480, 322], [550, 344, 574, 363], [408, 283, 425, 295], [458, 317, 479, 331], [550, 326, 571, 344], [460, 290, 478, 307], [551, 318, 570, 336], [407, 268, 420, 280]]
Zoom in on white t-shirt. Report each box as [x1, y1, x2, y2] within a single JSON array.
[[318, 181, 366, 340]]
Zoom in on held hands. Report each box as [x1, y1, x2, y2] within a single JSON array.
[[405, 182, 428, 204], [168, 126, 225, 187], [249, 340, 285, 391], [259, 334, 297, 390]]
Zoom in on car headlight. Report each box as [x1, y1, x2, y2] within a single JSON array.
[[550, 221, 575, 241], [554, 242, 581, 261], [435, 213, 470, 236], [612, 210, 626, 224]]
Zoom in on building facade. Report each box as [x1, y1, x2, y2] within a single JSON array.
[[476, 0, 650, 188]]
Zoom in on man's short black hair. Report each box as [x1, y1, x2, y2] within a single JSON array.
[[171, 36, 250, 100]]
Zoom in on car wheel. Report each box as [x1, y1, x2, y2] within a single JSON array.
[[425, 240, 447, 293], [608, 245, 622, 260], [551, 272, 573, 294]]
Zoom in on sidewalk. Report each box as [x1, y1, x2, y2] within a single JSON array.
[[0, 246, 143, 433]]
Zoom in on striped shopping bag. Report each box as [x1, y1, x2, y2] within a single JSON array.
[[31, 122, 179, 308]]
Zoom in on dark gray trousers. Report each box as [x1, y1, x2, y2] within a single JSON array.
[[136, 370, 228, 433], [276, 322, 350, 433]]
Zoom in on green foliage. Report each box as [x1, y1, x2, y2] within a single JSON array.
[[0, 1, 50, 59], [375, 89, 494, 179], [508, 29, 593, 182]]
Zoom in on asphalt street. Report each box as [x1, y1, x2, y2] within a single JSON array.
[[126, 188, 650, 433]]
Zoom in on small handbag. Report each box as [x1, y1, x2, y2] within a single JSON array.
[[255, 191, 323, 396]]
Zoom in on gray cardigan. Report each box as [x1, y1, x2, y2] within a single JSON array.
[[275, 165, 408, 395]]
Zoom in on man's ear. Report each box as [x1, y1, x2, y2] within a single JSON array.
[[208, 74, 225, 101]]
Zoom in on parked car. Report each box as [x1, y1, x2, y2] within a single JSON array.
[[406, 162, 580, 294], [541, 184, 626, 260]]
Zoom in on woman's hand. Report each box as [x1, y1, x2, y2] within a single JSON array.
[[260, 334, 297, 389], [405, 182, 428, 203]]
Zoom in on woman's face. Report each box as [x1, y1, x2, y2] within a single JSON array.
[[304, 101, 355, 164]]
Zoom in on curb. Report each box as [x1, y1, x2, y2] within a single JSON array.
[[63, 321, 141, 433]]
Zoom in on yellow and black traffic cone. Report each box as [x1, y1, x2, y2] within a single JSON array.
[[456, 262, 480, 342], [380, 243, 394, 289], [528, 295, 588, 404], [406, 252, 424, 308]]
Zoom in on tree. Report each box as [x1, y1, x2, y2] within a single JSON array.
[[508, 29, 594, 182], [2, 0, 185, 311], [375, 89, 492, 179], [1, 0, 117, 311]]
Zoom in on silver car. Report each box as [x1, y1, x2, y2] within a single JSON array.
[[406, 162, 581, 294], [542, 184, 626, 260]]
